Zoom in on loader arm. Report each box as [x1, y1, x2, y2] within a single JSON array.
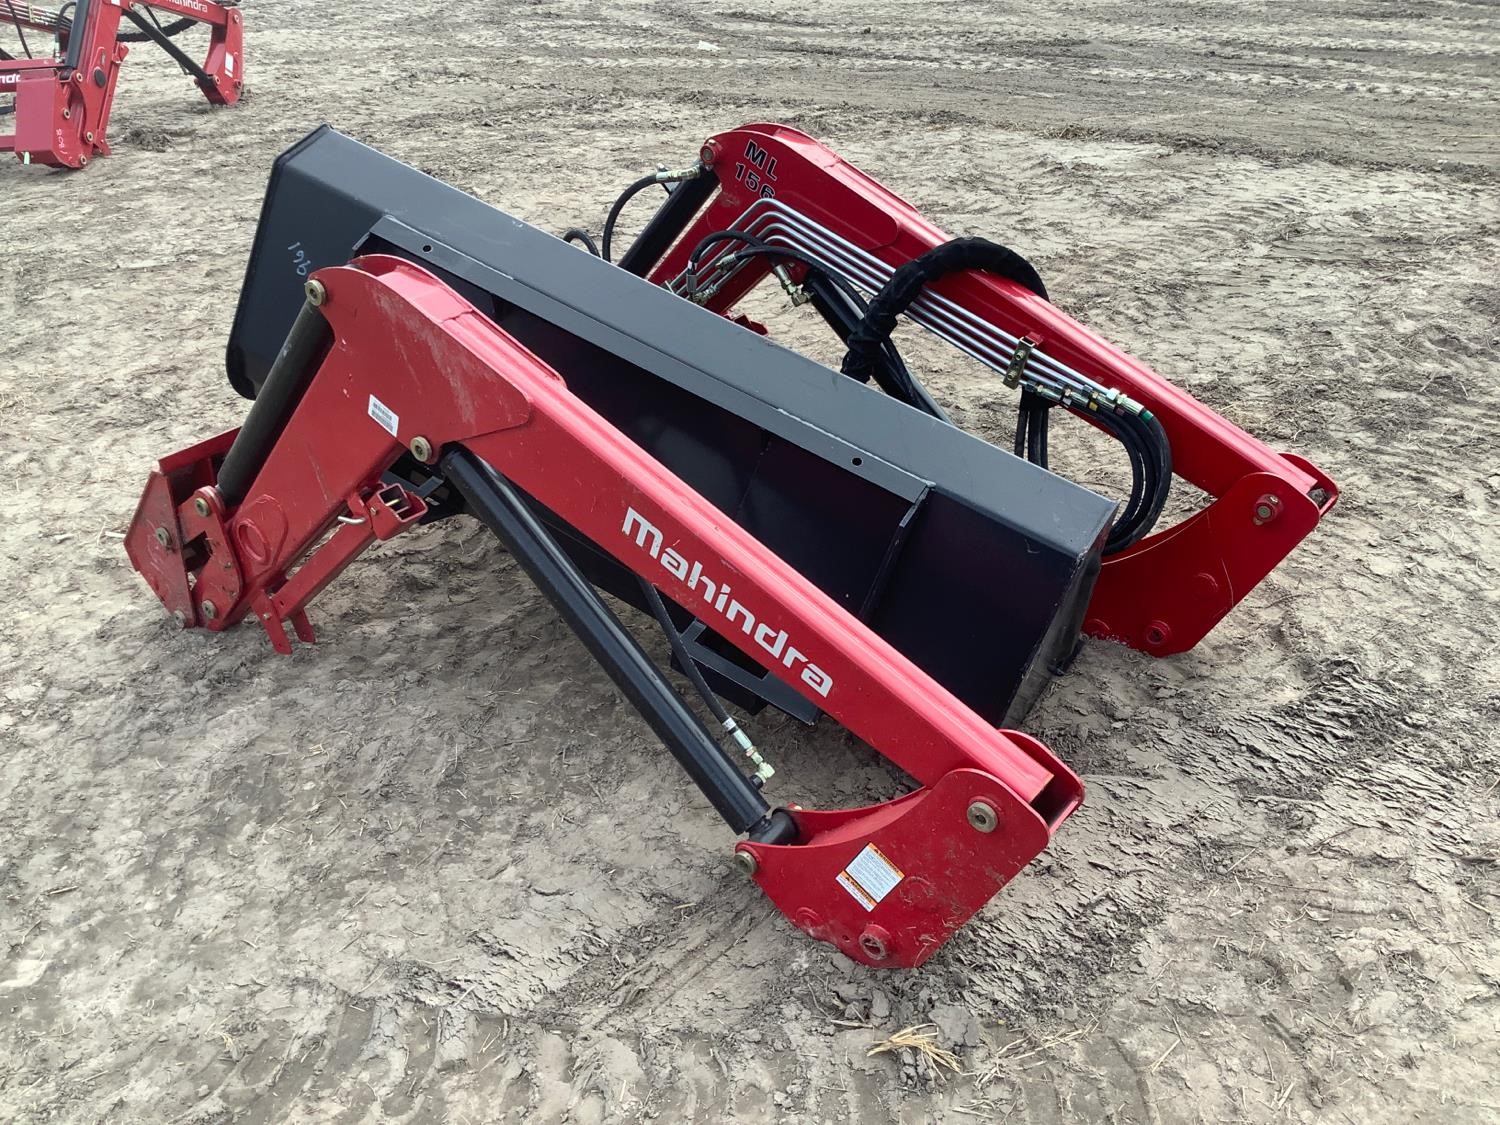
[[620, 123, 1339, 654], [127, 254, 1083, 968]]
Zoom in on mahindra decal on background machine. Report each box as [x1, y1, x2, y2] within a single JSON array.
[[125, 123, 1337, 967]]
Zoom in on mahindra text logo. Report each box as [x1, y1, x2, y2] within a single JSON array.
[[174, 0, 211, 12], [623, 508, 833, 698]]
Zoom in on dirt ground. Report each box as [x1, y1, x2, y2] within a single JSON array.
[[3, 1, 1498, 1121]]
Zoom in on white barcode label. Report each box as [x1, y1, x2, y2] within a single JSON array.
[[836, 844, 904, 912], [368, 395, 399, 437]]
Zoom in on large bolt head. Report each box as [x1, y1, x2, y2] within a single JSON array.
[[966, 800, 999, 834], [304, 279, 327, 307], [733, 849, 758, 878], [154, 526, 171, 547], [200, 600, 218, 621], [410, 436, 434, 462], [193, 496, 211, 518]]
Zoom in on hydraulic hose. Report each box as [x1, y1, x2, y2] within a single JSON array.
[[561, 227, 601, 256], [601, 173, 662, 264], [118, 15, 194, 43], [41, 10, 196, 42], [661, 210, 1171, 553], [685, 230, 950, 421], [639, 578, 731, 726], [839, 237, 1171, 553], [638, 577, 774, 785]]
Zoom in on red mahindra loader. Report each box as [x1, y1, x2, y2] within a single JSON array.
[[126, 124, 1337, 967], [1, 0, 242, 168]]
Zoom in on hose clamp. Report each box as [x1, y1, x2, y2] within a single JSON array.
[[1004, 336, 1040, 389]]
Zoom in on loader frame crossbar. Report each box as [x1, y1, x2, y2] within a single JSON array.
[[127, 254, 1084, 968], [0, 0, 242, 167]]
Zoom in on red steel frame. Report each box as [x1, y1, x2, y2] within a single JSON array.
[[126, 255, 1085, 967], [650, 124, 1339, 655], [1, 0, 242, 168]]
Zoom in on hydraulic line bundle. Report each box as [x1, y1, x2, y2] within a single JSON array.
[[1, 0, 242, 168], [126, 124, 1337, 967]]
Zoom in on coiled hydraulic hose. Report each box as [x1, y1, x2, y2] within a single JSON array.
[[840, 237, 1171, 553]]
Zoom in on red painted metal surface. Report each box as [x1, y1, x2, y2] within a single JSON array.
[[1, 0, 243, 168], [741, 765, 1051, 967], [126, 255, 1084, 967], [648, 123, 1339, 655]]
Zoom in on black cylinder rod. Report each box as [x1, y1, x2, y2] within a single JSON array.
[[120, 5, 213, 87], [442, 447, 781, 836], [215, 297, 334, 507]]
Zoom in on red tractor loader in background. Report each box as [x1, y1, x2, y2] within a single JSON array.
[[1, 0, 242, 168]]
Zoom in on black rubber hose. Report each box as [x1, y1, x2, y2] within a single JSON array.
[[112, 15, 196, 41], [1091, 405, 1172, 553], [803, 268, 942, 409], [601, 173, 660, 264], [1131, 411, 1173, 548], [840, 237, 1172, 553], [688, 227, 758, 264], [693, 236, 949, 421], [638, 579, 732, 726], [43, 10, 196, 42], [841, 237, 1048, 429], [1103, 414, 1150, 543], [11, 9, 33, 57], [562, 228, 601, 256], [1016, 394, 1050, 467], [841, 236, 1049, 387]]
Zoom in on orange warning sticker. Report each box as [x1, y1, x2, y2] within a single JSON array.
[[836, 843, 904, 912]]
